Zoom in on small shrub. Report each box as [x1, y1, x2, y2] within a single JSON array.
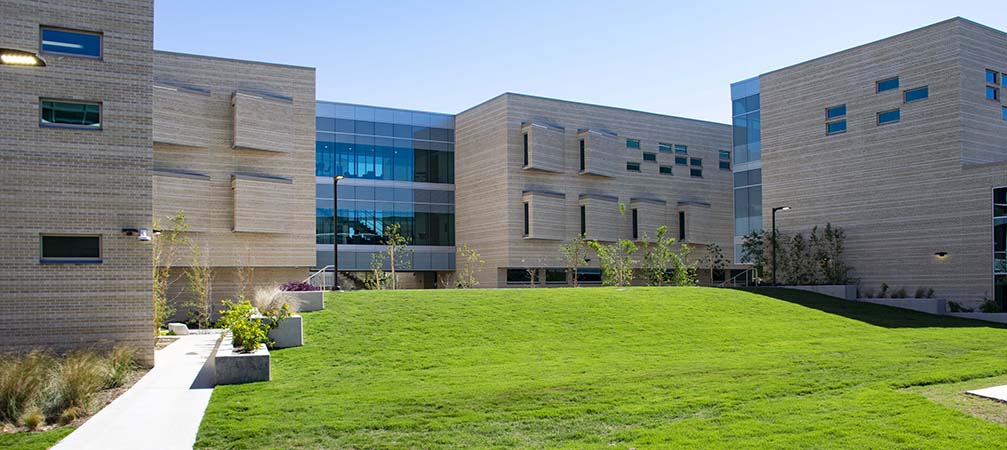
[[57, 406, 85, 425], [19, 406, 45, 430], [948, 301, 973, 313], [104, 346, 138, 389], [878, 283, 890, 298], [980, 297, 1000, 313], [862, 288, 875, 299], [892, 287, 908, 299], [914, 287, 926, 299], [0, 351, 55, 424], [48, 351, 106, 416], [280, 281, 318, 292], [219, 299, 269, 353], [925, 288, 935, 299]]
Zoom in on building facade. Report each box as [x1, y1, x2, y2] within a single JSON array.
[[0, 0, 156, 362], [153, 51, 317, 316], [315, 102, 456, 288], [745, 17, 1007, 307], [455, 93, 734, 288]]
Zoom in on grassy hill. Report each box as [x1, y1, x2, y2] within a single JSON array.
[[196, 287, 1007, 449]]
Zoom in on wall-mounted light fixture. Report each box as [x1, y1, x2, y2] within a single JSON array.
[[0, 48, 46, 67], [122, 228, 152, 242], [934, 251, 948, 258]]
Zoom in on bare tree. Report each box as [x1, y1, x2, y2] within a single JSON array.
[[152, 212, 189, 335]]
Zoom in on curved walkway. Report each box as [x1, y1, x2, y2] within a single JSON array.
[[53, 332, 221, 450]]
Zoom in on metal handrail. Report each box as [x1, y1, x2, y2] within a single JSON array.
[[719, 267, 759, 288], [304, 265, 334, 291]]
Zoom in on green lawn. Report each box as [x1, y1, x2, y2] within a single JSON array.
[[0, 427, 73, 450], [196, 287, 1007, 449]]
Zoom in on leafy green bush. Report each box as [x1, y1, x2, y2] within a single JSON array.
[[979, 297, 1000, 313], [219, 298, 269, 353]]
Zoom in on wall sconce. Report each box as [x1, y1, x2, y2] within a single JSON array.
[[122, 228, 152, 242], [934, 251, 948, 258]]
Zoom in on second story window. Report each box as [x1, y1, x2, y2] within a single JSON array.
[[719, 151, 731, 170], [40, 99, 101, 129], [643, 152, 657, 162], [40, 27, 102, 58], [876, 77, 899, 93], [904, 86, 928, 103], [626, 139, 640, 149], [626, 161, 641, 172], [631, 209, 639, 240]]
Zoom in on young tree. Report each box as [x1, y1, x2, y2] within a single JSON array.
[[559, 234, 590, 287], [589, 239, 638, 287], [455, 243, 484, 289], [152, 212, 189, 336], [670, 243, 697, 286], [185, 241, 213, 329], [236, 245, 256, 299], [382, 223, 411, 290], [640, 225, 675, 286], [812, 223, 852, 285], [784, 232, 815, 285], [740, 230, 766, 283], [699, 242, 729, 284], [366, 252, 390, 290]]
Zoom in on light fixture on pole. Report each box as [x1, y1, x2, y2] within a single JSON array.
[[771, 206, 791, 286], [0, 49, 46, 67]]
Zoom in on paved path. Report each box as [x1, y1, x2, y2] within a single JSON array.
[[54, 332, 221, 450]]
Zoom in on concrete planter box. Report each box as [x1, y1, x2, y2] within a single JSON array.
[[779, 285, 857, 300], [214, 332, 270, 385], [946, 312, 1007, 324], [287, 290, 324, 312], [853, 297, 946, 314], [267, 315, 303, 349]]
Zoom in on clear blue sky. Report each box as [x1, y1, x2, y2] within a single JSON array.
[[155, 1, 1005, 123]]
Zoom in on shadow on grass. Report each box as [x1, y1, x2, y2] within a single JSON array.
[[737, 287, 1007, 329]]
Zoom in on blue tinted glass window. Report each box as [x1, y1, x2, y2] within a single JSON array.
[[643, 152, 657, 162], [660, 165, 672, 175], [690, 168, 703, 178], [674, 144, 688, 155], [747, 94, 760, 112], [877, 109, 900, 125], [826, 120, 847, 135], [40, 100, 100, 128], [904, 87, 928, 103], [40, 28, 101, 58], [675, 156, 688, 165], [988, 70, 999, 85], [877, 77, 899, 93], [719, 161, 730, 170], [732, 98, 748, 116], [987, 86, 999, 101], [626, 139, 640, 149], [659, 143, 672, 153], [690, 158, 702, 167], [826, 105, 846, 119], [626, 161, 641, 171], [1002, 106, 1007, 121]]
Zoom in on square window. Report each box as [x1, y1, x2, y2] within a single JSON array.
[[877, 109, 900, 125], [643, 152, 657, 162], [626, 139, 640, 149], [690, 158, 702, 167], [826, 120, 847, 135], [876, 77, 899, 93], [675, 156, 688, 165], [40, 235, 101, 263], [659, 165, 673, 175], [674, 144, 688, 155], [988, 69, 999, 85], [826, 104, 846, 119], [690, 168, 703, 178], [40, 99, 101, 129], [40, 27, 102, 58], [719, 150, 731, 161], [719, 161, 731, 170], [988, 86, 1000, 101], [659, 143, 672, 153], [626, 161, 641, 171], [904, 86, 928, 103]]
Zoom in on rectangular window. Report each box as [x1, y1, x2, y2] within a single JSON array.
[[877, 109, 900, 125], [719, 151, 731, 170], [876, 77, 899, 93], [506, 268, 531, 283], [40, 99, 101, 129], [674, 144, 688, 155], [678, 212, 686, 240], [626, 139, 640, 149], [632, 209, 639, 240], [40, 235, 101, 263], [675, 156, 688, 165], [40, 27, 102, 58], [826, 104, 846, 119], [659, 143, 672, 153], [659, 165, 673, 175], [522, 133, 529, 166], [580, 205, 586, 236], [904, 86, 928, 103], [1003, 73, 1007, 88], [690, 158, 702, 167], [579, 139, 586, 171], [988, 86, 1000, 101], [523, 202, 529, 236], [988, 70, 999, 85], [690, 168, 703, 178], [643, 152, 657, 162], [626, 161, 641, 172], [1002, 106, 1007, 121], [826, 120, 847, 135], [545, 268, 566, 284], [719, 161, 731, 170]]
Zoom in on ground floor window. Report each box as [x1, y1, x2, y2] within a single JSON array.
[[576, 268, 602, 284], [544, 268, 566, 284]]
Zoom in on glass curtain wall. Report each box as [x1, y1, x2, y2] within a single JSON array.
[[731, 77, 763, 263], [996, 187, 1006, 309]]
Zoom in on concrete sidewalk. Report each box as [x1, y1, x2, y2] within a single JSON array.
[[54, 332, 221, 450]]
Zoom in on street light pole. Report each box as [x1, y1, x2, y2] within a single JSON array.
[[333, 174, 344, 290], [771, 206, 791, 286]]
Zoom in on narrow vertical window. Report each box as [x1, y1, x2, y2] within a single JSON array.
[[632, 209, 639, 240], [988, 69, 999, 85], [579, 139, 586, 171], [580, 205, 586, 236], [522, 133, 529, 167], [678, 211, 686, 241], [523, 202, 529, 236]]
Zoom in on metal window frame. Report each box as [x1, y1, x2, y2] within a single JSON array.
[[39, 233, 102, 264], [39, 25, 103, 59], [39, 98, 102, 130], [876, 76, 900, 93]]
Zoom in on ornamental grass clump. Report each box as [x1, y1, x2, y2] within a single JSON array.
[[47, 351, 106, 417], [0, 351, 54, 424]]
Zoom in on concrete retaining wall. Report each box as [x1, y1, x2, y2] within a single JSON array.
[[214, 332, 270, 385], [288, 291, 323, 312], [780, 285, 857, 300], [852, 298, 946, 314], [268, 315, 303, 348], [946, 313, 1007, 324]]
